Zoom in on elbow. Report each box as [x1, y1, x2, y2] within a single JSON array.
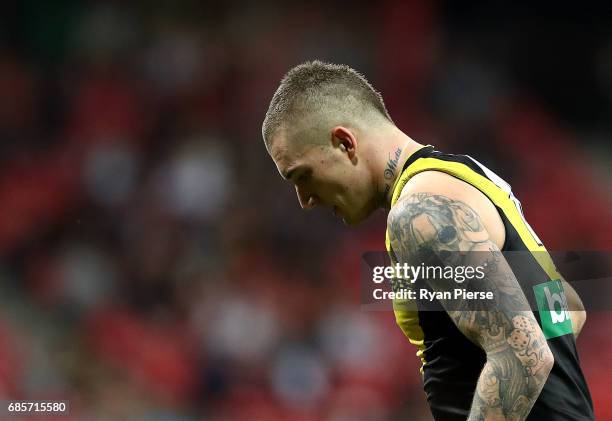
[[540, 345, 555, 378], [572, 310, 586, 337]]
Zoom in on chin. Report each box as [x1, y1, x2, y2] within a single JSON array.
[[341, 208, 373, 227]]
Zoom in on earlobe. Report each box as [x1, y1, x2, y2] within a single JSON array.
[[341, 140, 355, 161]]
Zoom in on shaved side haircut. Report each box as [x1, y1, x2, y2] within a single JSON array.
[[262, 60, 393, 148]]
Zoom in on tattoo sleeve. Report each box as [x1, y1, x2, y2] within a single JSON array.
[[388, 193, 554, 421]]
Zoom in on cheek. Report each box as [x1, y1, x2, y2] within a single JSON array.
[[314, 170, 343, 194], [317, 163, 357, 202]]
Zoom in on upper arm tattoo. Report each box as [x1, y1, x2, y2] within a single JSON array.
[[388, 193, 553, 421]]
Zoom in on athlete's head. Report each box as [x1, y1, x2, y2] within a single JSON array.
[[262, 60, 395, 225]]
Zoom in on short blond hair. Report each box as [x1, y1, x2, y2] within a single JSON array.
[[262, 60, 393, 147]]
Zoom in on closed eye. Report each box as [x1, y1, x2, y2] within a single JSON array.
[[296, 169, 312, 183]]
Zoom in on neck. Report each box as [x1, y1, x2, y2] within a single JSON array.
[[374, 128, 424, 210]]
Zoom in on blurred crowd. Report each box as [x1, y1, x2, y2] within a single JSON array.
[[0, 1, 611, 420]]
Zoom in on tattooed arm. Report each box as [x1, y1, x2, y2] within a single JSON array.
[[388, 192, 554, 421]]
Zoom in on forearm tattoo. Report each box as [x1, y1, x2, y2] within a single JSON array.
[[388, 193, 553, 421]]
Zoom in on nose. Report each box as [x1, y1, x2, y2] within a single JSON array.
[[295, 185, 318, 209]]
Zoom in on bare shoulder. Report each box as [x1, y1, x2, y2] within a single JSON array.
[[388, 170, 505, 249]]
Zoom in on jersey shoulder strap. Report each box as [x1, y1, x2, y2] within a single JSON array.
[[385, 145, 435, 252], [386, 146, 561, 281]]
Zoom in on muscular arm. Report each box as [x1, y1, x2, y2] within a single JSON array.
[[388, 193, 554, 421]]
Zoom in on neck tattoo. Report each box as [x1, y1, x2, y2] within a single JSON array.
[[383, 147, 402, 198]]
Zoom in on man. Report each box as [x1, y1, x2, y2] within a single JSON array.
[[262, 60, 594, 420]]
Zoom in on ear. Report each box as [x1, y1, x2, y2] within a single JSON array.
[[331, 126, 357, 160]]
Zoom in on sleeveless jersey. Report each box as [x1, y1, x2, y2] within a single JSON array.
[[385, 145, 594, 420]]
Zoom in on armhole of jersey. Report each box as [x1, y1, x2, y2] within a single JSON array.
[[398, 157, 562, 281]]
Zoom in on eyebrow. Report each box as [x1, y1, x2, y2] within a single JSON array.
[[283, 165, 313, 182]]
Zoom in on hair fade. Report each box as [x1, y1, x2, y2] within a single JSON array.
[[262, 60, 393, 146]]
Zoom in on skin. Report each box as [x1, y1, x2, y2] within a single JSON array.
[[388, 175, 553, 421], [267, 121, 424, 225], [265, 117, 586, 419]]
